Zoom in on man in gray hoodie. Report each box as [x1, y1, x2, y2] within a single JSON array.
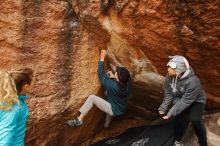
[[158, 56, 207, 146]]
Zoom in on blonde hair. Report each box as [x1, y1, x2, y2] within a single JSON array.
[[0, 71, 19, 111]]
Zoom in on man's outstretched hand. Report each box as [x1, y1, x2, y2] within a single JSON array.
[[158, 111, 169, 120], [162, 116, 169, 120]]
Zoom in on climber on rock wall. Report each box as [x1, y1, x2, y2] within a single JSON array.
[[158, 55, 207, 146], [67, 49, 131, 128], [0, 68, 33, 146]]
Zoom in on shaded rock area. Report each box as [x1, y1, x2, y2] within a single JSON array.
[[81, 111, 220, 146], [0, 0, 219, 146]]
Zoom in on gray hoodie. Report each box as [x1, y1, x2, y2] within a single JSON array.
[[158, 67, 206, 117]]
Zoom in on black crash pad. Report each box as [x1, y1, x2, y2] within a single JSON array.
[[90, 122, 175, 146]]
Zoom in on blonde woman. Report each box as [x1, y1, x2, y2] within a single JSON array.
[[0, 68, 33, 146]]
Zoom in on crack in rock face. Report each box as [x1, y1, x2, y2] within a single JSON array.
[[103, 22, 165, 110], [107, 34, 165, 109]]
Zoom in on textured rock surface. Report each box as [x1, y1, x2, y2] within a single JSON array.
[[1, 1, 104, 146], [71, 0, 220, 110], [0, 0, 219, 146]]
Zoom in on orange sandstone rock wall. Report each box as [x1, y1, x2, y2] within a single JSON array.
[[0, 0, 219, 145]]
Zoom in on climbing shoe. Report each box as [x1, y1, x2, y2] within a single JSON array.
[[66, 118, 83, 127]]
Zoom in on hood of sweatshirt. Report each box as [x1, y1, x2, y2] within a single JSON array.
[[171, 67, 194, 93]]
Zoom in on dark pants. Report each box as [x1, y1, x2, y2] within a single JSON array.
[[174, 102, 207, 146]]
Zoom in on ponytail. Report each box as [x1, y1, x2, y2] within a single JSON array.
[[0, 67, 33, 111], [0, 71, 18, 110]]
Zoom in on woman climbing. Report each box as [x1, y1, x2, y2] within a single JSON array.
[[67, 50, 131, 128]]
